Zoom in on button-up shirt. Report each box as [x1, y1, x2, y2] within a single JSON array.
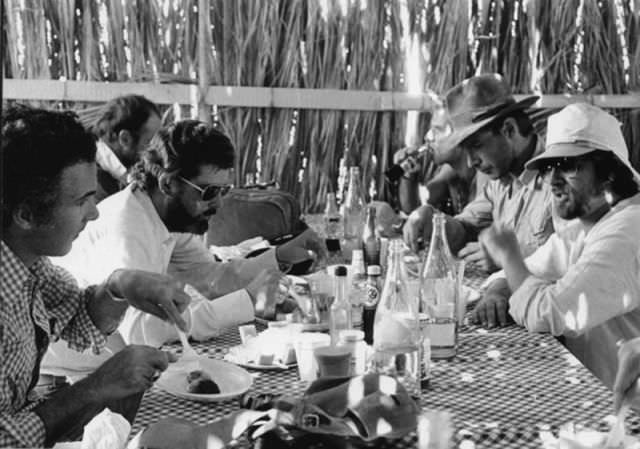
[[509, 193, 640, 389], [0, 240, 107, 447], [455, 136, 562, 257]]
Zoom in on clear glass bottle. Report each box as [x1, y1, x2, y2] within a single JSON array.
[[362, 205, 381, 267], [330, 265, 352, 346], [371, 239, 421, 400], [340, 166, 365, 263], [363, 264, 381, 345], [419, 212, 458, 360], [350, 249, 366, 327]]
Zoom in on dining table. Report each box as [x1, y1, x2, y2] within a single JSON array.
[[130, 263, 640, 448]]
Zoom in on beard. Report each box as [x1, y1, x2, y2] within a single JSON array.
[[165, 197, 216, 234]]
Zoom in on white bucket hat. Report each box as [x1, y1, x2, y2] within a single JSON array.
[[526, 102, 640, 180]]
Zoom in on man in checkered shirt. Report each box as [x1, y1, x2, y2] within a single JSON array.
[[0, 105, 191, 447]]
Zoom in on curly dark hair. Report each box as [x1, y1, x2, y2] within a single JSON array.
[[1, 104, 97, 227], [130, 119, 235, 191]]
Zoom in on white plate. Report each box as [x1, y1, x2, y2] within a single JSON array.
[[156, 357, 252, 403], [223, 353, 296, 371]]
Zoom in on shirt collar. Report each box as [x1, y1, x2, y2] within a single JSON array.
[[96, 140, 128, 182], [0, 240, 48, 300], [130, 186, 173, 244]]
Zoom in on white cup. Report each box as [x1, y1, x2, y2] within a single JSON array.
[[293, 332, 331, 382]]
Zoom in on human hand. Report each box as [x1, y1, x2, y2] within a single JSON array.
[[613, 338, 640, 413], [478, 223, 521, 269], [457, 241, 497, 272], [470, 278, 513, 328], [275, 228, 326, 270], [88, 345, 176, 402], [108, 269, 191, 332], [403, 205, 435, 253], [393, 146, 422, 176], [246, 269, 296, 319]]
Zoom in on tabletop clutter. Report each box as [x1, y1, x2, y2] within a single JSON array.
[[59, 168, 638, 448]]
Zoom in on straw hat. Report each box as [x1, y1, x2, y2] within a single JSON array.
[[526, 102, 640, 180], [434, 73, 539, 163]]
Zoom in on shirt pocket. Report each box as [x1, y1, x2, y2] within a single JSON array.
[[519, 205, 553, 258]]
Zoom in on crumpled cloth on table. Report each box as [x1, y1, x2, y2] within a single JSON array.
[[539, 423, 640, 449], [209, 237, 270, 262], [135, 373, 419, 449], [52, 408, 131, 449]]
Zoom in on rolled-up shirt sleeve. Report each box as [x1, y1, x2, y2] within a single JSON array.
[[454, 182, 494, 239], [509, 231, 640, 337], [43, 264, 109, 354], [120, 288, 255, 346]]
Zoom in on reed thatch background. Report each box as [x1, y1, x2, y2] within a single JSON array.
[[3, 0, 640, 212]]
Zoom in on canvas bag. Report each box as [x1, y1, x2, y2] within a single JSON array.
[[207, 187, 307, 246]]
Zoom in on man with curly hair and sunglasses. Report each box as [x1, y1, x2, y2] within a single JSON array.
[[42, 119, 324, 384], [478, 103, 640, 394]]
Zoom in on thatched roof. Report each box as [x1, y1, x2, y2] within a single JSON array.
[[3, 0, 640, 211]]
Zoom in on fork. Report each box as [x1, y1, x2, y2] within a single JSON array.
[[604, 401, 629, 448]]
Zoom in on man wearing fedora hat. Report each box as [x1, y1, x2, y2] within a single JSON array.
[[393, 103, 486, 217], [403, 73, 555, 272], [478, 102, 640, 392]]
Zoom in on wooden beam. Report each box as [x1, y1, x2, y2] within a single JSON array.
[[3, 79, 640, 110]]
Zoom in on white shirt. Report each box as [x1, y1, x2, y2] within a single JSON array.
[[508, 192, 640, 388], [95, 140, 127, 182], [42, 185, 278, 378]]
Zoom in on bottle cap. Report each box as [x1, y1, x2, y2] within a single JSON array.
[[366, 265, 381, 276], [334, 265, 348, 277], [339, 329, 364, 342]]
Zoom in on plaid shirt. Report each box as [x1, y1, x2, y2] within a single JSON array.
[[0, 240, 108, 447]]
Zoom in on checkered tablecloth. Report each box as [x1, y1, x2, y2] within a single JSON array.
[[131, 267, 640, 448]]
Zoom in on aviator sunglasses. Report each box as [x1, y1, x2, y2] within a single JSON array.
[[179, 176, 232, 201]]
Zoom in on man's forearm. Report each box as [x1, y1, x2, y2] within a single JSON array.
[[398, 176, 421, 214], [444, 216, 469, 253], [502, 252, 530, 292], [33, 377, 101, 446], [87, 271, 129, 334]]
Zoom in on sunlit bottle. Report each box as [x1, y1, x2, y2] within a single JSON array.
[[419, 212, 458, 360], [371, 239, 421, 400], [362, 264, 381, 345], [362, 205, 381, 267], [340, 166, 365, 262], [330, 265, 352, 345], [350, 249, 366, 327], [324, 192, 343, 264]]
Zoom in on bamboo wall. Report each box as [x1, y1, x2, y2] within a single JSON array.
[[3, 0, 640, 212]]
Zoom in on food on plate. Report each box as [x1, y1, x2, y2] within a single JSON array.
[[227, 327, 298, 366], [186, 370, 220, 394]]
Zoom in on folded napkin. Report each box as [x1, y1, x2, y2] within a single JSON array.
[[136, 373, 419, 449], [53, 408, 130, 449]]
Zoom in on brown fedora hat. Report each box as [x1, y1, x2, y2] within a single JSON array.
[[433, 73, 539, 163]]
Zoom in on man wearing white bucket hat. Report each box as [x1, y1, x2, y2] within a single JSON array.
[[478, 102, 640, 392], [403, 73, 559, 273]]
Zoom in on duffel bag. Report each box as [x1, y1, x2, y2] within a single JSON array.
[[207, 187, 307, 246]]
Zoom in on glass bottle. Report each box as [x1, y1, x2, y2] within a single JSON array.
[[330, 265, 352, 346], [362, 206, 381, 267], [324, 192, 343, 264], [340, 166, 365, 263], [371, 239, 421, 400], [363, 264, 381, 345], [350, 249, 366, 327], [419, 212, 458, 360]]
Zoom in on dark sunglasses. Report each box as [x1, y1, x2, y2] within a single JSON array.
[[539, 157, 584, 176], [179, 176, 232, 201]]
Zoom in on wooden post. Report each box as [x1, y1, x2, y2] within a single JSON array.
[[197, 0, 211, 123]]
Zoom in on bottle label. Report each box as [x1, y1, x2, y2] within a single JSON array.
[[365, 283, 379, 306]]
